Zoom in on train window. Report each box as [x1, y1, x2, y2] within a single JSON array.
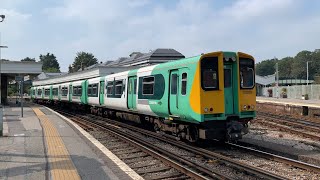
[[107, 81, 114, 95], [92, 84, 98, 97], [61, 87, 67, 96], [38, 89, 42, 96], [181, 73, 187, 95], [134, 79, 137, 94], [88, 85, 92, 96], [142, 76, 154, 95], [201, 57, 219, 90], [171, 74, 178, 94], [44, 89, 50, 96], [73, 86, 77, 95], [53, 88, 58, 96], [115, 80, 123, 95], [224, 69, 232, 88], [239, 58, 255, 89], [78, 87, 82, 96]]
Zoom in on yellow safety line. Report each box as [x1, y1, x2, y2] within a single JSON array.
[[33, 108, 81, 180]]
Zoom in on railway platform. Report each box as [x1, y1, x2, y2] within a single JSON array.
[[257, 97, 320, 108], [0, 100, 141, 180], [256, 97, 320, 117]]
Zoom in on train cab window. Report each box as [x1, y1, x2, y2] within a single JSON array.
[[201, 57, 219, 90], [115, 80, 123, 95], [107, 81, 114, 95], [92, 84, 98, 97], [171, 74, 178, 94], [181, 73, 187, 95], [142, 76, 154, 95], [239, 58, 254, 89]]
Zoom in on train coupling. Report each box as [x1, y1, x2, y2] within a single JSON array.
[[226, 121, 243, 141]]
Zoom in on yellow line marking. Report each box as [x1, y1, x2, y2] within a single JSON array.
[[32, 107, 81, 180]]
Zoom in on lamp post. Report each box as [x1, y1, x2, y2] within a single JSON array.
[[307, 61, 312, 86], [0, 14, 5, 136]]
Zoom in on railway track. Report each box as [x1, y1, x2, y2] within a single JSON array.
[[256, 112, 320, 141], [43, 104, 320, 179]]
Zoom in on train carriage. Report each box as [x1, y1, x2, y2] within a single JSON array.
[[32, 51, 256, 142]]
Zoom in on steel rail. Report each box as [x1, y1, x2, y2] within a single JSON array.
[[50, 106, 287, 180], [57, 109, 229, 180], [226, 142, 320, 173]]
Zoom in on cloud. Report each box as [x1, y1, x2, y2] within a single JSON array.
[[2, 0, 320, 72]]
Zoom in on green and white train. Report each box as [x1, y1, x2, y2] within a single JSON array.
[[31, 51, 256, 142]]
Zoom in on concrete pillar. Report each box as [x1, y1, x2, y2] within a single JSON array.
[[1, 74, 7, 104]]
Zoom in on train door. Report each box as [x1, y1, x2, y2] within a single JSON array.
[[127, 76, 137, 110], [69, 85, 72, 102], [99, 80, 105, 105], [224, 64, 234, 114], [169, 70, 179, 115]]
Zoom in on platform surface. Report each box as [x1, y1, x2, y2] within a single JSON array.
[[257, 97, 320, 108], [0, 101, 135, 180]]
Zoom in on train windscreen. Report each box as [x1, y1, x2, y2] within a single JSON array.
[[201, 57, 219, 90], [239, 58, 254, 89]]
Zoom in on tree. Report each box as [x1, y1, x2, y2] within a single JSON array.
[[70, 52, 98, 72], [291, 50, 312, 79], [278, 57, 294, 79], [255, 59, 277, 76], [39, 53, 60, 72], [21, 57, 36, 62]]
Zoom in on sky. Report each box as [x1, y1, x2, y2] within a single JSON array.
[[1, 0, 320, 72]]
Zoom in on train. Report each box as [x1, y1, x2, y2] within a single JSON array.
[[31, 51, 256, 142]]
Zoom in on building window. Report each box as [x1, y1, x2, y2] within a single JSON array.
[[181, 73, 187, 95], [115, 80, 123, 95], [142, 76, 154, 95]]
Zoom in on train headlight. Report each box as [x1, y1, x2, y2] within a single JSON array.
[[243, 105, 247, 110], [231, 57, 236, 61], [251, 105, 255, 110], [204, 108, 208, 112]]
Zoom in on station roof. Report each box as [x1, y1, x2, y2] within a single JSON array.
[[0, 60, 42, 78]]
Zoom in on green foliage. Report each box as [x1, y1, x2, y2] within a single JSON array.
[[256, 49, 320, 80], [39, 53, 60, 72], [21, 57, 36, 62], [255, 59, 276, 76], [69, 52, 98, 73]]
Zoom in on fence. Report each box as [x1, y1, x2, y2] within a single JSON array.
[[261, 84, 320, 100]]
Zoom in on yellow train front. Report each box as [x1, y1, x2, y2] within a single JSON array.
[[192, 51, 256, 141]]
